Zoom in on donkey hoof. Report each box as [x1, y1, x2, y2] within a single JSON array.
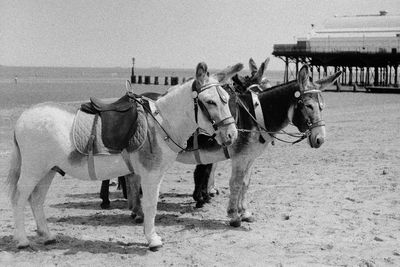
[[149, 244, 162, 252], [44, 238, 57, 245], [241, 216, 255, 223], [17, 241, 30, 249], [134, 216, 144, 224], [148, 236, 163, 251], [195, 201, 204, 209], [229, 219, 241, 228], [209, 188, 219, 197], [100, 201, 110, 209]]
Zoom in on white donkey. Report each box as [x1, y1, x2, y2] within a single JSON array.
[[7, 62, 242, 251]]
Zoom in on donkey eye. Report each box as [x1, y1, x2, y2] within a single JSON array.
[[206, 100, 216, 106], [305, 104, 314, 110]]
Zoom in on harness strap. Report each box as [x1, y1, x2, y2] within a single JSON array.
[[223, 146, 230, 159], [145, 97, 183, 153], [87, 114, 99, 180], [193, 129, 202, 164], [250, 91, 266, 130], [121, 149, 135, 173]]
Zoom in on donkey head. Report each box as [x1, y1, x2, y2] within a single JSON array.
[[231, 57, 272, 93], [194, 62, 243, 146], [292, 65, 341, 148]]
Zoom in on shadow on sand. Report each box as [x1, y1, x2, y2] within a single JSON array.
[[0, 234, 147, 255]]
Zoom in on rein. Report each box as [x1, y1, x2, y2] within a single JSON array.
[[134, 81, 234, 152]]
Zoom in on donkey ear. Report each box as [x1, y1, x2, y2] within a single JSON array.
[[195, 62, 208, 87], [213, 63, 244, 84], [254, 57, 270, 83], [261, 57, 270, 80], [315, 71, 342, 91], [249, 58, 258, 76], [125, 80, 133, 93], [297, 65, 310, 91]]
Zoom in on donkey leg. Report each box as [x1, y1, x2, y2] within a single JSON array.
[[100, 180, 111, 209], [238, 171, 255, 223], [207, 163, 219, 197], [29, 170, 56, 244], [227, 159, 253, 227], [193, 164, 211, 208], [119, 176, 127, 199], [12, 170, 44, 248], [126, 173, 143, 223], [141, 175, 163, 251]]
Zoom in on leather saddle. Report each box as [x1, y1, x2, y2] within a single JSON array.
[[80, 93, 139, 151]]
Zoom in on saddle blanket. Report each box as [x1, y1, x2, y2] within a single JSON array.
[[72, 104, 148, 155]]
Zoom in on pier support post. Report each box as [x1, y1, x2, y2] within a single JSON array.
[[284, 57, 289, 83], [374, 67, 379, 86], [395, 65, 398, 87], [349, 67, 353, 85]]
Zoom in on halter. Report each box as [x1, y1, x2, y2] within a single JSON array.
[[294, 88, 326, 133], [192, 82, 235, 130], [135, 81, 235, 153], [233, 84, 325, 145]]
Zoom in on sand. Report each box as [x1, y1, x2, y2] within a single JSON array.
[[0, 91, 399, 266]]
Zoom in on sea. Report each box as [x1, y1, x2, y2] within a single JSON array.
[[0, 66, 284, 108]]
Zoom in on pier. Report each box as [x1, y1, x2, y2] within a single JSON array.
[[272, 11, 400, 92]]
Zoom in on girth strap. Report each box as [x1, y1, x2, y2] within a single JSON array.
[[121, 149, 135, 173], [87, 114, 99, 180], [193, 129, 202, 164]]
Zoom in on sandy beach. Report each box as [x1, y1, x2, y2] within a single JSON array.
[[0, 84, 399, 266]]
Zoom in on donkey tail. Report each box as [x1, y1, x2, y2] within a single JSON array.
[[6, 132, 21, 201]]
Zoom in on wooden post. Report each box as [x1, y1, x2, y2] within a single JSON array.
[[349, 67, 353, 85], [164, 77, 169, 85], [154, 76, 159, 85], [171, 77, 179, 85], [138, 75, 142, 84], [284, 57, 289, 83], [131, 57, 136, 84], [395, 65, 398, 87], [144, 76, 150, 85], [385, 66, 389, 86], [318, 66, 321, 80]]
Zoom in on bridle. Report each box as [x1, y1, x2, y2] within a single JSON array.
[[231, 83, 325, 145], [294, 89, 325, 132], [137, 81, 235, 153], [192, 82, 236, 130]]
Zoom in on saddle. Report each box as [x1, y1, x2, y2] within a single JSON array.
[[80, 93, 139, 151]]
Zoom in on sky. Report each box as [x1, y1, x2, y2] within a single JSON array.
[[1, 0, 399, 70]]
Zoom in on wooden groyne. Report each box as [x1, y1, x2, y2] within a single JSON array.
[[130, 57, 185, 86]]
